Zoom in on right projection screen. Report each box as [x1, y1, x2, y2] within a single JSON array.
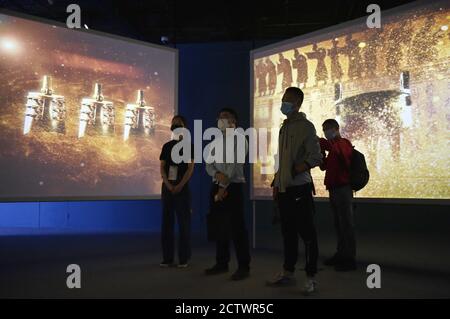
[[251, 1, 450, 200]]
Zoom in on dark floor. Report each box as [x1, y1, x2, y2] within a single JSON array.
[[1, 231, 449, 298]]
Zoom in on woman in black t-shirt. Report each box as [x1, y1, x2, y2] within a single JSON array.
[[159, 115, 194, 268]]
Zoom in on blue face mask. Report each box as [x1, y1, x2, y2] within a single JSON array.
[[324, 129, 337, 140], [280, 102, 294, 115]]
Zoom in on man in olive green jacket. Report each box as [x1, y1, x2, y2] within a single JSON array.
[[268, 87, 322, 295]]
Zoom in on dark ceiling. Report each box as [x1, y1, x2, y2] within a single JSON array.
[[0, 0, 418, 45]]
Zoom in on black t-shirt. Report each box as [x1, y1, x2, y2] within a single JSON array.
[[159, 140, 194, 192]]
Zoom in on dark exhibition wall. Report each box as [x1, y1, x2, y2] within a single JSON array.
[[177, 41, 255, 238]]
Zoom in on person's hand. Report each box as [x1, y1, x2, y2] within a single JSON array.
[[172, 183, 183, 194], [215, 187, 227, 202], [166, 183, 175, 192], [293, 162, 309, 176], [319, 137, 330, 152], [215, 172, 229, 185], [272, 186, 279, 200]]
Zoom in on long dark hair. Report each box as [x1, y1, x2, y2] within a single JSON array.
[[172, 115, 188, 128]]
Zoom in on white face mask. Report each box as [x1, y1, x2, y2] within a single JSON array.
[[171, 127, 184, 140], [217, 118, 232, 131], [171, 132, 182, 140]]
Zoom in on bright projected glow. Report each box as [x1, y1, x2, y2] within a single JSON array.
[[0, 13, 177, 200], [1, 38, 15, 49], [1, 37, 20, 53], [251, 1, 450, 200]]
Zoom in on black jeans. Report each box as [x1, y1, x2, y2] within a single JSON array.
[[277, 183, 318, 277], [329, 184, 356, 262], [161, 188, 191, 264], [209, 183, 251, 270]]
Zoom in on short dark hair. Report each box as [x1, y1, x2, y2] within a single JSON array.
[[218, 107, 238, 123], [285, 87, 304, 106], [322, 119, 339, 129], [172, 115, 188, 128]]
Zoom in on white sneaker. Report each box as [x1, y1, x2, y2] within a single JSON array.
[[302, 277, 317, 295], [266, 270, 295, 286], [177, 263, 189, 268], [160, 261, 175, 268]]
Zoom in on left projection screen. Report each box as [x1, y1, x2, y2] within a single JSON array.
[[0, 12, 177, 201]]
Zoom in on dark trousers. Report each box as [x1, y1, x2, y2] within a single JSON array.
[[209, 183, 251, 270], [329, 185, 356, 262], [278, 183, 318, 277], [161, 188, 191, 264]]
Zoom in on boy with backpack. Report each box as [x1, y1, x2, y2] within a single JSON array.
[[319, 119, 362, 271]]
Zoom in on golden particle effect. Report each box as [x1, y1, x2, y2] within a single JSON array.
[[252, 7, 450, 199], [0, 13, 175, 198]]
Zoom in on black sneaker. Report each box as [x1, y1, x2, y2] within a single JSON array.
[[231, 268, 250, 281], [324, 254, 341, 266], [204, 264, 229, 275], [334, 261, 357, 272]]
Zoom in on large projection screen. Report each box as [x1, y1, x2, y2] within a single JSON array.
[[251, 1, 449, 201], [0, 11, 177, 201]]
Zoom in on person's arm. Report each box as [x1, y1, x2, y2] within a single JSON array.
[[205, 162, 217, 177], [206, 159, 228, 201], [205, 140, 229, 186], [270, 153, 280, 200], [294, 128, 323, 174], [272, 182, 279, 200], [160, 160, 174, 192], [319, 137, 329, 171], [205, 141, 219, 177], [173, 162, 194, 194], [205, 158, 230, 185], [319, 153, 328, 171], [215, 136, 248, 201], [218, 137, 248, 188], [271, 130, 283, 200], [336, 139, 353, 169]]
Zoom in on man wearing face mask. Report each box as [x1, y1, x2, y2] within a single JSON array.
[[159, 115, 194, 268], [267, 87, 322, 295], [205, 108, 251, 281], [319, 119, 356, 271]]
